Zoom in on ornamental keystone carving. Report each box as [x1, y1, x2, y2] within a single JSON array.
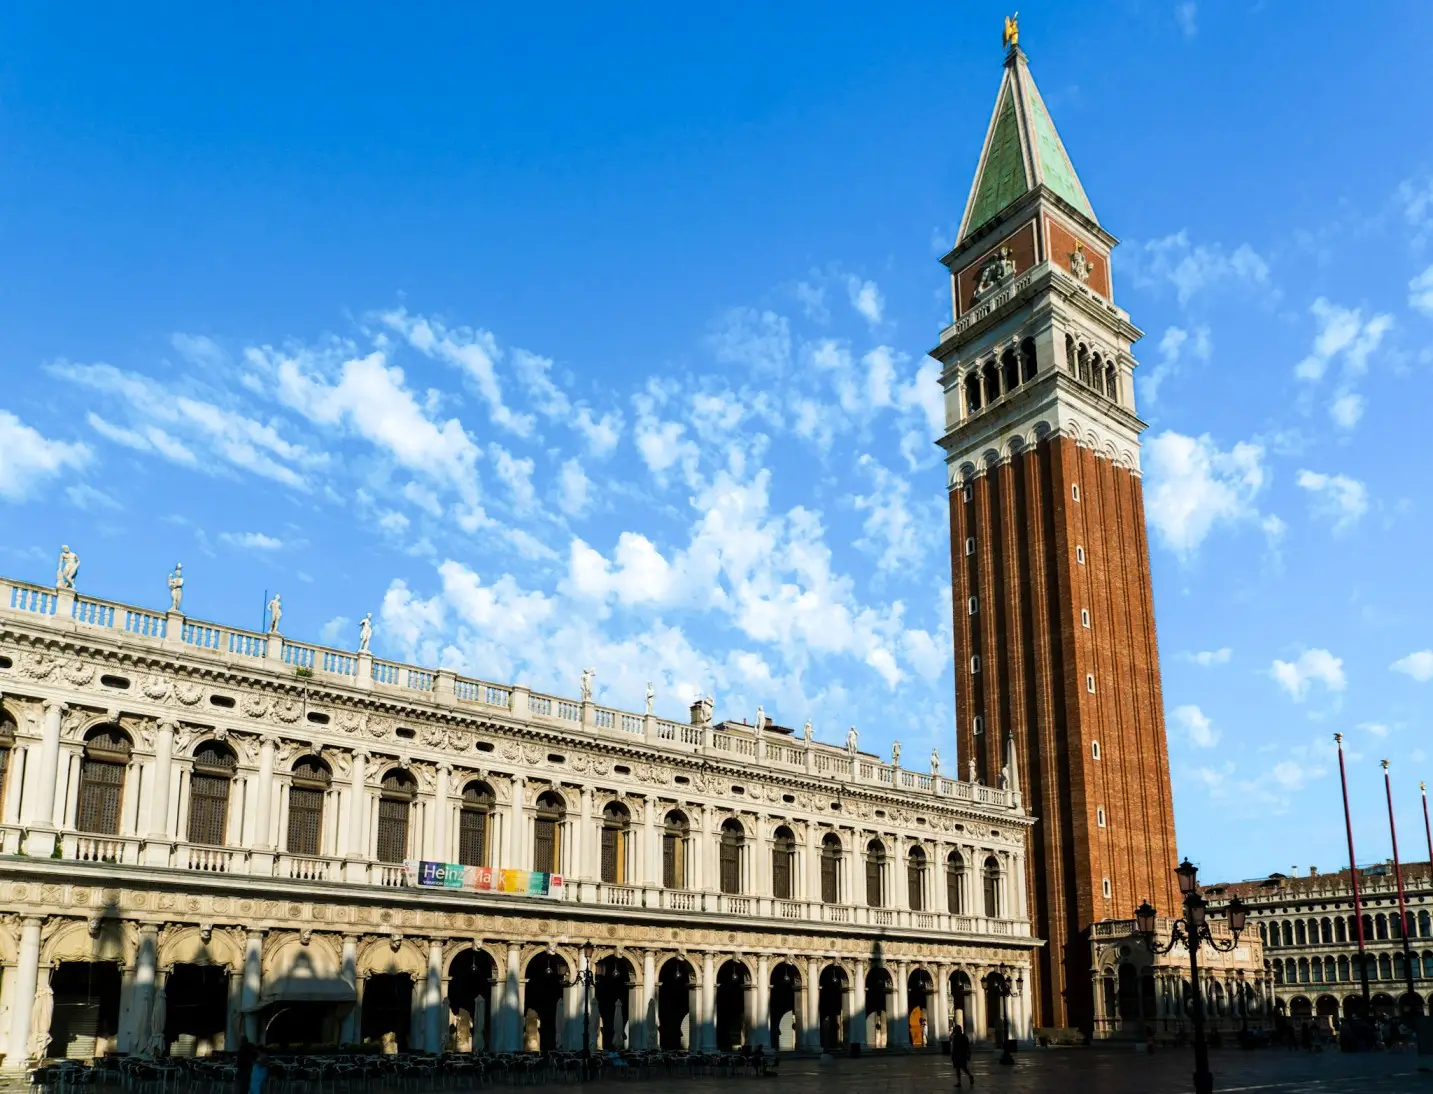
[[273, 699, 302, 724], [63, 661, 95, 687], [175, 683, 204, 706]]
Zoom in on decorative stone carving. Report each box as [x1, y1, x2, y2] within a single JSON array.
[[175, 683, 204, 706], [167, 563, 184, 612], [273, 698, 302, 724], [1068, 241, 1092, 284], [63, 661, 95, 687], [20, 651, 58, 679], [56, 545, 80, 590], [267, 594, 282, 635], [241, 695, 270, 719], [971, 246, 1016, 301]]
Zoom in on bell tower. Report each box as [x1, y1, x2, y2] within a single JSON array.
[[933, 29, 1180, 1033]]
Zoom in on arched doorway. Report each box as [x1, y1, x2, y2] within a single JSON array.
[[523, 954, 569, 1052], [865, 966, 891, 1048], [595, 956, 635, 1050], [50, 961, 122, 1059], [361, 974, 414, 1051], [983, 971, 1009, 1043], [1370, 993, 1395, 1018], [769, 963, 801, 1051], [1343, 995, 1365, 1020], [1315, 995, 1340, 1025], [447, 950, 496, 1052], [1288, 996, 1312, 1020], [714, 960, 750, 1050], [657, 958, 694, 1050], [818, 966, 847, 1050], [950, 971, 972, 1036], [907, 969, 933, 1047], [163, 964, 230, 1056], [1399, 992, 1425, 1019]]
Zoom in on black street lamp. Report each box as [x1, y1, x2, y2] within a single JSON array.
[[981, 965, 1021, 1066], [1135, 858, 1248, 1094], [579, 941, 595, 1075]]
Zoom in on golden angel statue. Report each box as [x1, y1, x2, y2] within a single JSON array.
[[1003, 13, 1019, 50]]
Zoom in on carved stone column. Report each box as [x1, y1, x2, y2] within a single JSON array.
[[893, 960, 910, 1047], [3, 917, 42, 1070], [340, 936, 360, 1044], [130, 924, 160, 1054], [935, 964, 951, 1045], [752, 953, 770, 1048], [641, 949, 657, 1050], [507, 775, 526, 871], [343, 750, 369, 883], [424, 939, 445, 1052], [804, 957, 821, 1051], [22, 700, 64, 855], [849, 958, 867, 1047], [251, 735, 278, 872], [241, 930, 264, 1043], [433, 764, 451, 863], [700, 952, 715, 1050]]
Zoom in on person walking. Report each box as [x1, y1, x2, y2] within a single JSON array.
[[249, 1049, 270, 1094], [950, 1024, 975, 1088]]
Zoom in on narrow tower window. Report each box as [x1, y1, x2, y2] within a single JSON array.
[[970, 656, 981, 674], [973, 715, 984, 736], [1102, 878, 1112, 899], [1081, 609, 1091, 628], [968, 596, 978, 616], [1086, 673, 1096, 693], [1071, 483, 1081, 502], [965, 536, 975, 556], [963, 485, 972, 503], [1096, 807, 1107, 828], [1076, 546, 1086, 564], [1091, 741, 1101, 760]]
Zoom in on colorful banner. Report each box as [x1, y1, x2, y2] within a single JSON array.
[[404, 860, 564, 899]]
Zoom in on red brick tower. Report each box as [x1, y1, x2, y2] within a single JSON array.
[[932, 36, 1180, 1034]]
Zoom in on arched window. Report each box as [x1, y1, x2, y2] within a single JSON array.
[[1375, 914, 1388, 941], [1311, 957, 1323, 983], [772, 826, 796, 901], [1077, 344, 1090, 385], [1020, 338, 1037, 383], [1259, 923, 1269, 946], [0, 712, 15, 816], [601, 801, 631, 884], [1064, 333, 1076, 374], [186, 740, 236, 846], [907, 846, 927, 912], [1337, 955, 1350, 982], [1362, 913, 1374, 940], [533, 791, 566, 875], [1420, 910, 1431, 938], [1379, 953, 1393, 981], [458, 780, 495, 867], [1297, 958, 1309, 984], [1283, 958, 1295, 984], [820, 834, 842, 904], [1104, 365, 1118, 400], [1273, 962, 1283, 985], [1392, 912, 1405, 940], [865, 839, 886, 908], [719, 819, 745, 895], [1281, 921, 1293, 947], [1335, 916, 1347, 943], [663, 810, 689, 889], [286, 756, 331, 857], [946, 850, 965, 914], [964, 372, 982, 414], [983, 360, 1000, 405], [982, 856, 1001, 919], [1089, 352, 1105, 390], [376, 769, 416, 864], [1320, 918, 1333, 944], [77, 725, 132, 835], [1001, 347, 1019, 393], [1295, 920, 1307, 946]]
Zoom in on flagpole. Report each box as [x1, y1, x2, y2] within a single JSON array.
[[1382, 760, 1416, 1016], [1422, 781, 1432, 865], [1335, 734, 1371, 1014]]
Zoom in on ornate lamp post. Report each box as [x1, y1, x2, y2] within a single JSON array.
[[580, 941, 595, 1073], [980, 964, 1021, 1066], [1135, 859, 1247, 1094]]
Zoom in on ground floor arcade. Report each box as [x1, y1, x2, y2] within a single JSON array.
[[0, 873, 1035, 1069]]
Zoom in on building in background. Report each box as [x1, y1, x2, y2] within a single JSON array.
[[1209, 864, 1433, 1024], [0, 563, 1035, 1067]]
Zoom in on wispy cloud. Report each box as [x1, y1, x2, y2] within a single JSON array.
[[1271, 648, 1346, 702], [1296, 469, 1368, 532], [1391, 650, 1433, 682], [219, 531, 284, 551]]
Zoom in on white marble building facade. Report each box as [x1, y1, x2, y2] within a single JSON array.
[[0, 568, 1036, 1067]]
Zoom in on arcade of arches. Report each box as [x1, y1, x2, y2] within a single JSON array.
[[0, 900, 1032, 1064]]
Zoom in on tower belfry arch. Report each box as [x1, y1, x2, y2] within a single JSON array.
[[933, 26, 1180, 1035]]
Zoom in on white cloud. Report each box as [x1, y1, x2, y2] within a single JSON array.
[[56, 361, 317, 487], [1184, 647, 1232, 666], [1143, 430, 1270, 557], [846, 276, 885, 325], [65, 483, 119, 510], [320, 615, 350, 644], [794, 281, 828, 322], [488, 444, 536, 512], [557, 458, 591, 517], [1175, 2, 1198, 38], [0, 410, 91, 501], [709, 307, 792, 374], [1296, 469, 1368, 531], [510, 347, 623, 456], [170, 333, 226, 370], [379, 309, 534, 437], [1409, 265, 1433, 317], [1292, 298, 1392, 431], [1139, 324, 1210, 406], [1358, 721, 1390, 738], [1271, 648, 1346, 701], [1399, 175, 1433, 244], [1126, 231, 1269, 306], [219, 531, 284, 551], [1391, 651, 1433, 682], [851, 456, 930, 573], [1173, 704, 1217, 747], [262, 347, 481, 503]]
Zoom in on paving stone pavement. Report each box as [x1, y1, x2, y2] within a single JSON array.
[[517, 1047, 1432, 1094]]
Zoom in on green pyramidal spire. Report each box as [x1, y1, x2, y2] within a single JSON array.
[[959, 44, 1097, 242]]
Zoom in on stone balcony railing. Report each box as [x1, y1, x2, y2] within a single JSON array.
[[0, 822, 1031, 939], [0, 577, 1018, 810]]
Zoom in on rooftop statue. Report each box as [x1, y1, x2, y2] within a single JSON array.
[[56, 545, 79, 590]]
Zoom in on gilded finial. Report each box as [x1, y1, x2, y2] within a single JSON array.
[[1381, 759, 1390, 771], [1003, 12, 1020, 51]]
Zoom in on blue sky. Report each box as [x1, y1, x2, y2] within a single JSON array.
[[1, 2, 1432, 886]]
